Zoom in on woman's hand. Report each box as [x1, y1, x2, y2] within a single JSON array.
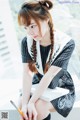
[[27, 102, 38, 120], [20, 105, 28, 120]]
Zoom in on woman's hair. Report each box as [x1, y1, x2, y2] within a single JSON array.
[[18, 0, 54, 74]]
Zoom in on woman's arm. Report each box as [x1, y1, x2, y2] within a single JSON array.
[[22, 63, 32, 107], [21, 38, 33, 107], [29, 66, 62, 103]]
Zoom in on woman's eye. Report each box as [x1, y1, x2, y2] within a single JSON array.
[[31, 25, 36, 28]]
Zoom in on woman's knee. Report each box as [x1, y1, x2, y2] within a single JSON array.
[[35, 99, 50, 119]]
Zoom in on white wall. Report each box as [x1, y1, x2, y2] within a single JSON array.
[[0, 0, 22, 79]]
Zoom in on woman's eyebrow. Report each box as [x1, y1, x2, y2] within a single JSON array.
[[30, 23, 35, 25]]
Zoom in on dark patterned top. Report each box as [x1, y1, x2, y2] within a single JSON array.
[[21, 37, 75, 80], [21, 37, 75, 70]]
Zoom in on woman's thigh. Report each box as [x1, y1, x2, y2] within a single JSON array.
[[35, 99, 56, 113]]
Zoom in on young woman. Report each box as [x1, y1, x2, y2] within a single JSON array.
[[18, 0, 75, 120]]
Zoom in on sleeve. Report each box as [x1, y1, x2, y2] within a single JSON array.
[[21, 37, 32, 63], [51, 39, 75, 70]]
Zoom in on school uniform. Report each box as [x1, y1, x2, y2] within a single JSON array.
[[21, 30, 75, 117]]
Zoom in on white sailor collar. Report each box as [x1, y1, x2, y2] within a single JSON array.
[[26, 29, 72, 75]]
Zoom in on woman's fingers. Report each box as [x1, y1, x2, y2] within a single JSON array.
[[21, 106, 29, 120], [27, 104, 34, 120], [20, 110, 28, 120], [27, 102, 38, 120], [33, 115, 37, 120], [27, 110, 32, 120], [33, 114, 37, 120], [20, 113, 28, 120], [23, 113, 28, 120], [33, 110, 38, 120]]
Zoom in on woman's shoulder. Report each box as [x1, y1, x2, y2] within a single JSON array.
[[54, 29, 75, 48], [63, 39, 75, 53], [21, 36, 27, 43], [65, 39, 75, 47]]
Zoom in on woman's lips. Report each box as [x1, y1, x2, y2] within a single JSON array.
[[33, 35, 38, 38]]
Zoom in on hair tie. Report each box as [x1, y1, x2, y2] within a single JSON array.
[[39, 1, 43, 6], [38, 1, 50, 10]]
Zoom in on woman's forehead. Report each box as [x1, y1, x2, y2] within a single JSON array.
[[30, 19, 47, 26], [30, 19, 36, 24], [20, 16, 35, 26], [26, 19, 37, 26]]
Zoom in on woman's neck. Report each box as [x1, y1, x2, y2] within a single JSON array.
[[39, 31, 51, 46]]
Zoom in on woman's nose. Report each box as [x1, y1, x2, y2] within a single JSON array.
[[30, 32, 34, 36]]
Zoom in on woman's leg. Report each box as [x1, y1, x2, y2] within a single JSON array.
[[35, 99, 56, 120]]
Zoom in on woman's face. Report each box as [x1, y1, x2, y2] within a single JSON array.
[[24, 19, 49, 41]]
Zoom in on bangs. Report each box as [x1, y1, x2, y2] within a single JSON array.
[[18, 9, 32, 26], [18, 2, 49, 27]]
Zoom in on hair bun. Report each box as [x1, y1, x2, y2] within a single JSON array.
[[39, 0, 53, 10]]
